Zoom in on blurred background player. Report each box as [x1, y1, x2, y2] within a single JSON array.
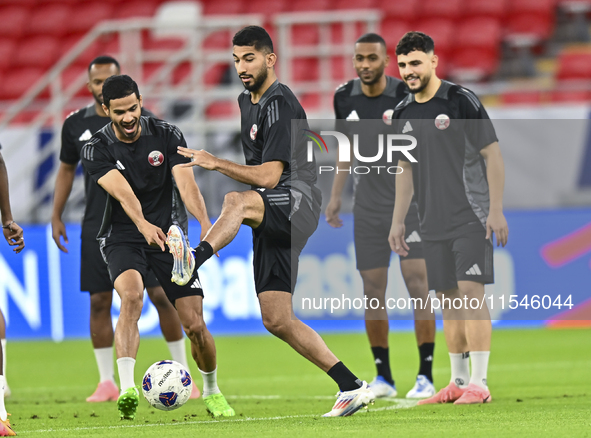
[[0, 144, 23, 436], [81, 75, 233, 420], [327, 33, 436, 399], [390, 32, 508, 405], [51, 56, 199, 402], [179, 25, 375, 417]]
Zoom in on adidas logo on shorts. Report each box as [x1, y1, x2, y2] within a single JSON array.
[[465, 264, 482, 275]]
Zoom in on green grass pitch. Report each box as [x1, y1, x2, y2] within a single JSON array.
[[6, 328, 591, 437]]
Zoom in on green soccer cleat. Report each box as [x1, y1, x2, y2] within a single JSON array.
[[117, 386, 140, 420], [203, 393, 235, 417]]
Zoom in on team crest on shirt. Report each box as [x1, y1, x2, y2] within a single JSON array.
[[382, 109, 394, 125], [435, 114, 450, 130], [250, 124, 258, 140], [148, 150, 164, 167]]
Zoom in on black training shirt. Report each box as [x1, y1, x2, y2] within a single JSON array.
[[60, 104, 153, 234], [81, 116, 190, 244], [334, 76, 408, 214], [238, 80, 319, 202], [393, 80, 498, 240]]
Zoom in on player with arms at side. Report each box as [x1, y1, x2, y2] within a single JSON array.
[[390, 32, 508, 404], [327, 33, 436, 399], [178, 26, 375, 417], [0, 144, 24, 436], [81, 75, 233, 419], [51, 56, 199, 402]]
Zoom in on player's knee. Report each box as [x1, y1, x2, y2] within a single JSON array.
[[222, 191, 246, 214], [403, 271, 428, 295], [262, 316, 289, 339], [120, 290, 144, 310], [147, 287, 171, 309], [90, 292, 112, 315], [183, 318, 205, 342]]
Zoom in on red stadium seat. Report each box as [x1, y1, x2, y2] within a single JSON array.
[[14, 36, 60, 69], [288, 0, 331, 12], [206, 101, 237, 119], [0, 68, 48, 100], [203, 30, 232, 50], [420, 0, 464, 21], [172, 62, 191, 85], [66, 2, 114, 36], [332, 0, 376, 9], [202, 0, 243, 15], [292, 25, 320, 46], [380, 19, 413, 50], [550, 88, 591, 103], [245, 0, 287, 16], [506, 14, 555, 42], [380, 0, 420, 22], [414, 19, 454, 57], [114, 1, 159, 19], [464, 0, 508, 20], [0, 39, 17, 72], [298, 93, 321, 112], [29, 4, 72, 37], [204, 63, 230, 86], [331, 57, 356, 81], [292, 58, 320, 82], [501, 90, 544, 105], [60, 34, 110, 68], [556, 50, 591, 80], [450, 48, 499, 81], [61, 64, 89, 97], [457, 18, 502, 51], [0, 6, 30, 39]]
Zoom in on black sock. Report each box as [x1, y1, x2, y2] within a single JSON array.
[[371, 347, 394, 386], [194, 241, 213, 269], [418, 342, 435, 383], [327, 362, 363, 392]]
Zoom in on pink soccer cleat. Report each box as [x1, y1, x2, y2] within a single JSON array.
[[453, 383, 492, 405], [0, 413, 16, 436], [86, 380, 119, 402], [189, 381, 201, 399], [417, 382, 466, 405]]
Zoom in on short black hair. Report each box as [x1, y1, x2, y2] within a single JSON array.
[[395, 32, 435, 56], [356, 33, 386, 48], [232, 26, 273, 54], [88, 55, 120, 72], [102, 75, 139, 108]]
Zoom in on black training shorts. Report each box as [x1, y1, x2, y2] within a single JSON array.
[[353, 203, 424, 271], [252, 187, 320, 294], [101, 241, 203, 304]]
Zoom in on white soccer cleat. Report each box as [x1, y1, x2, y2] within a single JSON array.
[[166, 225, 195, 286], [406, 375, 436, 399], [322, 381, 375, 417], [368, 375, 397, 398]]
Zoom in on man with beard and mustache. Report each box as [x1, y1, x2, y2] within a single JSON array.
[[81, 75, 234, 420], [177, 25, 375, 417], [52, 56, 200, 403], [389, 32, 508, 405], [326, 33, 436, 400]]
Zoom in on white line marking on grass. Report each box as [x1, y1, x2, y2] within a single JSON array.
[[19, 398, 417, 434]]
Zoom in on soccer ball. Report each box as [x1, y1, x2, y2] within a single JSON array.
[[142, 360, 192, 411]]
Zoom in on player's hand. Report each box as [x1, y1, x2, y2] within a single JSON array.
[[177, 147, 218, 171], [388, 222, 409, 257], [486, 209, 508, 247], [325, 197, 343, 228], [51, 217, 69, 253], [139, 222, 167, 251], [3, 221, 25, 254]]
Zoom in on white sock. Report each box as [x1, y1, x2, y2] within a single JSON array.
[[0, 376, 6, 421], [199, 368, 220, 397], [167, 339, 189, 369], [116, 357, 136, 392], [1, 340, 5, 377], [94, 347, 115, 383], [469, 351, 490, 389], [449, 352, 470, 388]]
